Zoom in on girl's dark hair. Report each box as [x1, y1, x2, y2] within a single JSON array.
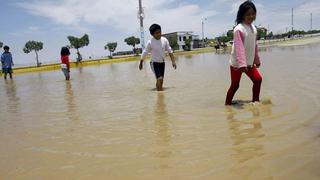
[[236, 0, 257, 24], [61, 47, 70, 56], [149, 24, 161, 35]]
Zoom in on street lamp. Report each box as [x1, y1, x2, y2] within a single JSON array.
[[202, 18, 207, 48]]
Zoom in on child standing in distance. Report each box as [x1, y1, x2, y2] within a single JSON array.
[[139, 24, 177, 91], [60, 47, 71, 81], [1, 46, 14, 80], [76, 52, 82, 63], [225, 1, 262, 105]]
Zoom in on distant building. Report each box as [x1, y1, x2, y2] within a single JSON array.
[[162, 31, 200, 51], [257, 25, 268, 34], [113, 48, 142, 56], [257, 25, 268, 39]]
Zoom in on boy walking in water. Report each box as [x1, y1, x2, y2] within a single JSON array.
[[139, 24, 177, 91], [1, 46, 14, 80]]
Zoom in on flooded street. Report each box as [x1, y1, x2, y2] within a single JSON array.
[[1, 44, 320, 179]]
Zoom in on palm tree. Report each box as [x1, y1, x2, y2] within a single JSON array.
[[67, 34, 89, 62], [23, 40, 43, 67], [124, 36, 140, 55], [104, 42, 117, 58]]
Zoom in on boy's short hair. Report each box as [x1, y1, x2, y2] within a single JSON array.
[[3, 46, 9, 50], [60, 47, 70, 56], [149, 24, 161, 35]]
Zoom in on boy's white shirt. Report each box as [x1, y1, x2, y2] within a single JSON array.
[[141, 37, 173, 63]]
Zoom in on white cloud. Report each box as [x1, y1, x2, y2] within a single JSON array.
[[14, 0, 320, 36], [8, 0, 320, 65], [13, 0, 218, 64], [145, 4, 217, 33], [229, 0, 243, 14], [28, 26, 40, 31], [16, 0, 216, 35], [209, 0, 320, 35], [296, 1, 320, 16], [254, 0, 320, 34]]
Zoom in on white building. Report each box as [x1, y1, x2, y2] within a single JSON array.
[[163, 31, 200, 51]]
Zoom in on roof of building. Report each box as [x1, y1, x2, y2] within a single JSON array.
[[163, 31, 194, 36]]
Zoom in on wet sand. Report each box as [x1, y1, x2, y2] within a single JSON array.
[[0, 43, 320, 179]]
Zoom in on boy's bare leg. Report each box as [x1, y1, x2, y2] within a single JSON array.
[[4, 73, 7, 80], [156, 77, 164, 91], [9, 73, 13, 79], [159, 77, 164, 91], [156, 79, 160, 91]]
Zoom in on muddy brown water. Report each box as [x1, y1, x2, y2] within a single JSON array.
[[1, 43, 320, 179]]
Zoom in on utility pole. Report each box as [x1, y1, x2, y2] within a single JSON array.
[[138, 0, 145, 50], [201, 18, 207, 48], [285, 27, 289, 41], [310, 13, 313, 37], [310, 13, 313, 31], [291, 8, 294, 38]]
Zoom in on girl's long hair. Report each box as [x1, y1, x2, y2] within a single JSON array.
[[236, 1, 257, 25]]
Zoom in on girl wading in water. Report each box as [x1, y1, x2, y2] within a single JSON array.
[[225, 0, 263, 105]]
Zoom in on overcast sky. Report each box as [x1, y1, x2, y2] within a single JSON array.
[[0, 0, 319, 65]]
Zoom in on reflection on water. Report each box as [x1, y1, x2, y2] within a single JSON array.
[[64, 82, 79, 121], [1, 43, 320, 179], [153, 93, 172, 169], [154, 93, 170, 146], [4, 80, 20, 114], [184, 54, 193, 59], [227, 104, 274, 179], [77, 65, 84, 74], [227, 106, 265, 163]]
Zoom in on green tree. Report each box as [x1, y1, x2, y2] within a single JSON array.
[[0, 41, 3, 49], [124, 36, 140, 55], [104, 42, 117, 58], [184, 38, 192, 51], [217, 35, 232, 44], [227, 30, 234, 40], [267, 32, 273, 39], [307, 30, 320, 34], [23, 40, 43, 67], [67, 34, 89, 62], [257, 28, 267, 40], [168, 36, 179, 51]]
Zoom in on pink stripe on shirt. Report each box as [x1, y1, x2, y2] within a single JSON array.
[[234, 30, 247, 68]]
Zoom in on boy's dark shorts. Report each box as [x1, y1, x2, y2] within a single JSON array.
[[2, 67, 13, 74], [150, 62, 165, 79]]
